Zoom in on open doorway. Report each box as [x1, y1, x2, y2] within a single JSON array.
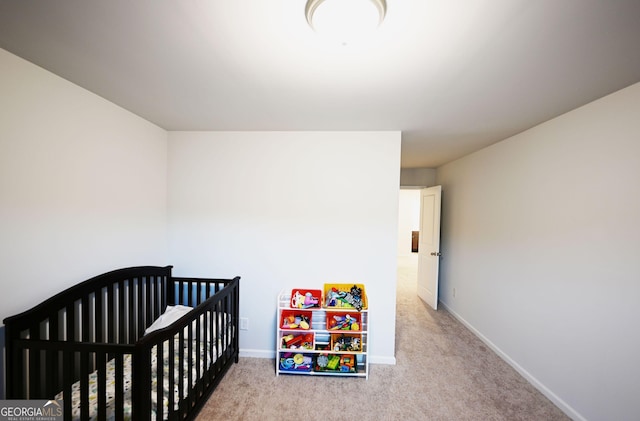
[[397, 189, 421, 283]]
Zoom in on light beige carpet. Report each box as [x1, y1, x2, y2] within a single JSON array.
[[196, 258, 569, 420]]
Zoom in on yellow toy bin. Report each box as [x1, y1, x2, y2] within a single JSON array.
[[323, 283, 367, 310]]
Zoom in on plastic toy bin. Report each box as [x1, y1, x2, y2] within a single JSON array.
[[323, 283, 367, 310], [290, 289, 323, 309], [326, 312, 361, 331], [279, 352, 314, 372], [280, 332, 314, 350], [330, 333, 363, 353], [280, 309, 312, 330], [314, 353, 358, 373]]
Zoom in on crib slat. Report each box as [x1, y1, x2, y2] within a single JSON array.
[[161, 274, 168, 310], [115, 354, 124, 421], [47, 315, 58, 395], [138, 278, 145, 336], [178, 278, 184, 305], [82, 296, 90, 345], [156, 342, 164, 421], [188, 326, 194, 408], [80, 351, 89, 420], [95, 287, 103, 343], [148, 276, 154, 319], [97, 352, 107, 421], [129, 278, 136, 343], [168, 337, 175, 418], [108, 284, 115, 345], [154, 276, 164, 320], [145, 277, 153, 327], [208, 309, 215, 384], [28, 326, 39, 398], [63, 351, 73, 421], [178, 327, 185, 404], [195, 315, 201, 395], [118, 280, 125, 343]]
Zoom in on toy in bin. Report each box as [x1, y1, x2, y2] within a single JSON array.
[[315, 353, 356, 373], [324, 284, 366, 311], [332, 334, 361, 352], [290, 289, 322, 309], [280, 352, 313, 371], [281, 333, 314, 350], [328, 313, 360, 331], [281, 310, 311, 330]]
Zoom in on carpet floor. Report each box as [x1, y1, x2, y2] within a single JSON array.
[[196, 256, 569, 420]]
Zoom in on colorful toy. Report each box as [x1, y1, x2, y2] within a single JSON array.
[[340, 285, 363, 311], [304, 292, 319, 307], [290, 289, 321, 309], [314, 353, 356, 373], [326, 354, 340, 370], [328, 313, 360, 331], [339, 355, 355, 372], [326, 288, 339, 307], [281, 313, 310, 330], [280, 352, 313, 371], [332, 334, 361, 352], [324, 284, 365, 311], [282, 333, 313, 350], [316, 354, 329, 368]]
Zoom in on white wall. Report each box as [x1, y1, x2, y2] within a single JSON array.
[[0, 48, 168, 326], [167, 131, 400, 363], [436, 82, 640, 421]]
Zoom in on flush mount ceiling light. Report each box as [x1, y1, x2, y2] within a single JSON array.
[[305, 0, 387, 44]]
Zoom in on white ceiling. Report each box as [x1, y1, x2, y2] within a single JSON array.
[[1, 0, 640, 168]]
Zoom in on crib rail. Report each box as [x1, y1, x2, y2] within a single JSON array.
[[135, 275, 240, 421]]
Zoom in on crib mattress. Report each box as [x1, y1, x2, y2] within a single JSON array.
[[56, 337, 222, 421]]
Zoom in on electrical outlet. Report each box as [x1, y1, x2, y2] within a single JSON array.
[[240, 317, 249, 330]]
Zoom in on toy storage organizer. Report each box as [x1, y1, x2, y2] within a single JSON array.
[[276, 287, 369, 379]]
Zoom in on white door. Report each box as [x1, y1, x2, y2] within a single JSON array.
[[417, 185, 442, 310]]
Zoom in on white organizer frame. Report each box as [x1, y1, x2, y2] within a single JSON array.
[[276, 289, 369, 379]]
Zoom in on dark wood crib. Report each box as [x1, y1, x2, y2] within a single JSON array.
[[3, 265, 240, 421]]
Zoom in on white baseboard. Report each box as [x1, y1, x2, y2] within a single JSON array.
[[369, 355, 396, 365], [239, 349, 275, 359], [439, 301, 585, 421]]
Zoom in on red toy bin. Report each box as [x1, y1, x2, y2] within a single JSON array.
[[326, 311, 361, 331], [290, 289, 322, 309], [280, 309, 313, 330], [280, 332, 315, 350]]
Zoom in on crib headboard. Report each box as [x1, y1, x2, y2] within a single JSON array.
[[3, 265, 174, 398]]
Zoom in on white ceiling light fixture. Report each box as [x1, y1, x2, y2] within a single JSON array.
[[305, 0, 387, 45]]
